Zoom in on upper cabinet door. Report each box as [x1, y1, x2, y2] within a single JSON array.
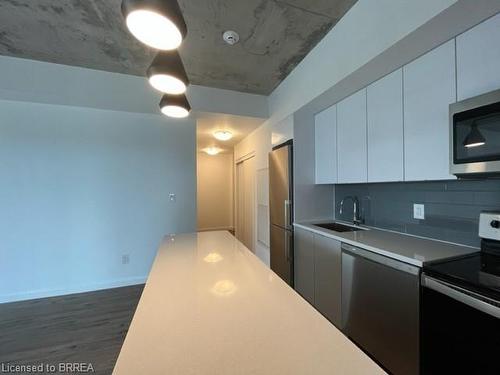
[[457, 13, 500, 101], [367, 69, 404, 182], [314, 105, 337, 184], [337, 89, 368, 183], [403, 40, 456, 182]]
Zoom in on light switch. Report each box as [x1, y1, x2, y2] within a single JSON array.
[[413, 204, 425, 220], [122, 254, 130, 265]]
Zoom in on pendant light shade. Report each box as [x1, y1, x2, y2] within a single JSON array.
[[463, 123, 486, 148], [147, 51, 189, 95], [121, 0, 187, 50], [160, 94, 191, 118]]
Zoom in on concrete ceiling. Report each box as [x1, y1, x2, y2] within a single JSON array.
[[0, 0, 357, 95]]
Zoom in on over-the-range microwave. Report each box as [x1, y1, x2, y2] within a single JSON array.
[[450, 88, 500, 177]]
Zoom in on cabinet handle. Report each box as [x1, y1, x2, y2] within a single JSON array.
[[341, 243, 420, 275], [422, 275, 500, 319]]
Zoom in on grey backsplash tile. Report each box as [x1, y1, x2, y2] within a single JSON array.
[[335, 180, 500, 247]]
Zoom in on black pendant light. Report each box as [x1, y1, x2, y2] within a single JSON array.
[[463, 122, 486, 148], [147, 50, 189, 95], [160, 94, 191, 118], [121, 0, 187, 50]]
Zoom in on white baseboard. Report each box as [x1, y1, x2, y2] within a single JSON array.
[[0, 275, 148, 304], [198, 226, 234, 232]]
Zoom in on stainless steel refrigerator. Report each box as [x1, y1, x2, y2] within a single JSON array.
[[269, 141, 293, 286]]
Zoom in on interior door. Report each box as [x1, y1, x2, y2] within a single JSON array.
[[236, 156, 255, 252]]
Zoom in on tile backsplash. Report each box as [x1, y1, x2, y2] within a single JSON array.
[[335, 179, 500, 247]]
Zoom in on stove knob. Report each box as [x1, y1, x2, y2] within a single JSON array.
[[491, 220, 500, 229]]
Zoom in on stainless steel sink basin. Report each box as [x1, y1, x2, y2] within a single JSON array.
[[313, 222, 365, 233]]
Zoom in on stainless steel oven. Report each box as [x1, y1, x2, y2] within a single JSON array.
[[450, 88, 500, 177], [421, 212, 500, 374]]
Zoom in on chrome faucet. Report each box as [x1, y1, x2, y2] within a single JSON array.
[[339, 196, 362, 226]]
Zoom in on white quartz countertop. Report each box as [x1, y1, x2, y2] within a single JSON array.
[[113, 231, 385, 375], [294, 221, 478, 267]]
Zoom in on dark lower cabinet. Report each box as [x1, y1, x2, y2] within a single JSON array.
[[294, 227, 314, 304], [314, 234, 341, 327], [294, 227, 342, 327]]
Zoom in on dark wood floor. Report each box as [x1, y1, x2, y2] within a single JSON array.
[[0, 285, 144, 375]]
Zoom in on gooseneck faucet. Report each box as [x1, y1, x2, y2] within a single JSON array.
[[339, 196, 362, 226]]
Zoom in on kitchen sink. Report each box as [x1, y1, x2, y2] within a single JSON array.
[[313, 222, 365, 233]]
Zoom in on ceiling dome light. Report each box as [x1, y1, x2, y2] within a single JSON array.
[[213, 130, 233, 141], [121, 0, 187, 50], [203, 147, 222, 156], [463, 122, 486, 148], [147, 50, 189, 95], [159, 94, 191, 118]]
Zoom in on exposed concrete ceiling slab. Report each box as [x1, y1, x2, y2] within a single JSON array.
[[0, 0, 356, 95]]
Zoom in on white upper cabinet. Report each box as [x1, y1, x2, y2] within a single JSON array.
[[367, 69, 404, 182], [314, 105, 337, 184], [403, 40, 456, 182], [337, 89, 368, 183], [457, 13, 500, 101]]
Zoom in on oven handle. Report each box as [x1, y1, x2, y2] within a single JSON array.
[[422, 274, 500, 319]]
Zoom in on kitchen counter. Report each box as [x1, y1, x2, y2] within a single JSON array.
[[294, 221, 478, 267], [113, 231, 385, 375]]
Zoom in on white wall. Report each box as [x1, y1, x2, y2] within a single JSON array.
[[0, 54, 270, 303], [0, 100, 196, 303], [197, 152, 234, 231], [0, 56, 200, 303]]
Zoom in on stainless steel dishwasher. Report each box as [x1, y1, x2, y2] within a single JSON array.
[[341, 243, 420, 375]]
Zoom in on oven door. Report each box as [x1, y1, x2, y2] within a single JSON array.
[[450, 89, 500, 176], [421, 275, 500, 375]]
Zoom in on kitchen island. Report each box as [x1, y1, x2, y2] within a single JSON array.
[[113, 231, 385, 375]]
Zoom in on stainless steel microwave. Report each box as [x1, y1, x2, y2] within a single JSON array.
[[450, 88, 500, 177]]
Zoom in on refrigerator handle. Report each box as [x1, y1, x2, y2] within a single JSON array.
[[284, 199, 292, 229]]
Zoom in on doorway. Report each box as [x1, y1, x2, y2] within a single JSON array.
[[235, 155, 255, 252]]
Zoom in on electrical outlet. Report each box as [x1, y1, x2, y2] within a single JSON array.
[[122, 254, 130, 265], [413, 204, 425, 220], [169, 193, 176, 202]]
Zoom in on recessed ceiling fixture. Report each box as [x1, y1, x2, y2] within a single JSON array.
[[463, 122, 486, 148], [223, 30, 239, 46], [121, 0, 187, 50], [160, 94, 191, 118], [203, 147, 223, 156], [147, 50, 189, 95], [213, 130, 233, 141]]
